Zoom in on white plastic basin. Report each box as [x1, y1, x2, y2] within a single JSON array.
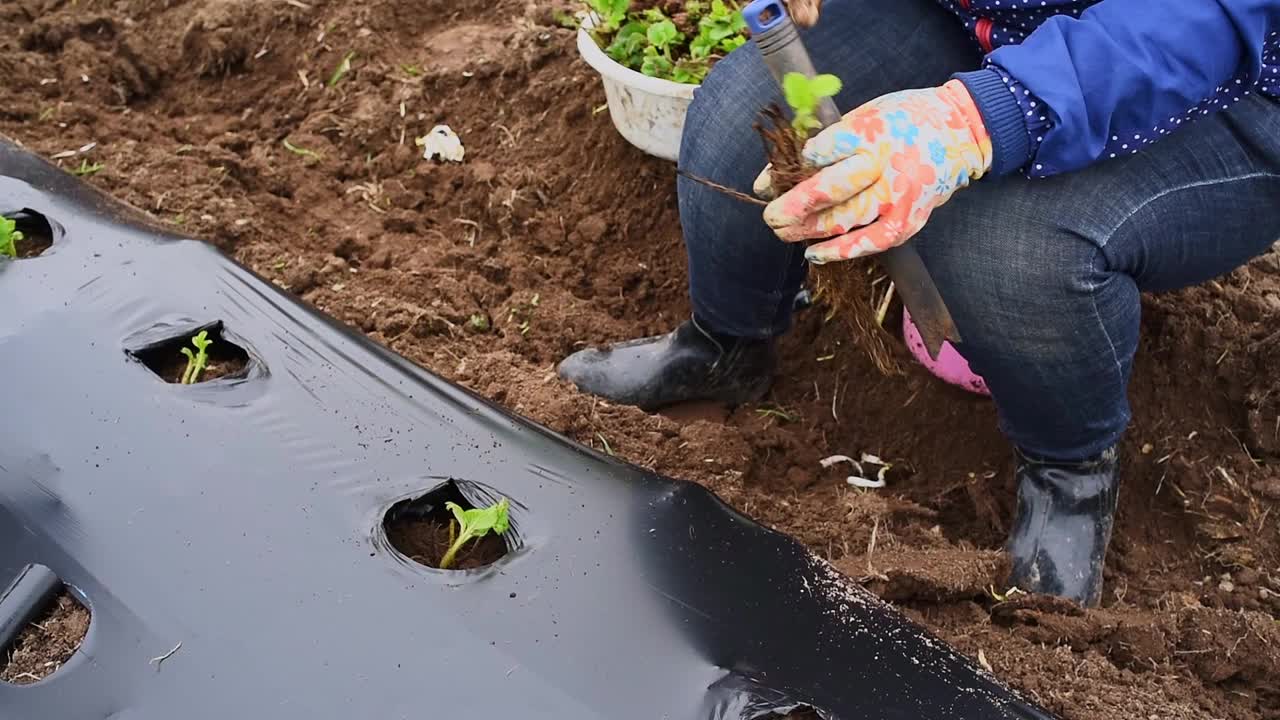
[[576, 20, 698, 163]]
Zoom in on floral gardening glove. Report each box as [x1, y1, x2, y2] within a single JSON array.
[[755, 79, 992, 264]]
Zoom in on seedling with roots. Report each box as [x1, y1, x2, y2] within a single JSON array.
[[179, 330, 213, 384], [0, 217, 24, 258], [782, 71, 842, 136], [439, 497, 510, 569]]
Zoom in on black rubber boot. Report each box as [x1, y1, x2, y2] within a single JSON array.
[[556, 317, 776, 410], [1006, 446, 1120, 608]]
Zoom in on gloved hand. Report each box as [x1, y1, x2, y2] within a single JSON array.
[[755, 79, 992, 264], [785, 0, 821, 27]]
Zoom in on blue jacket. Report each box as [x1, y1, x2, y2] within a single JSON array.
[[939, 1, 1280, 177]]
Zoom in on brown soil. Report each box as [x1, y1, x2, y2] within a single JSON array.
[[387, 516, 508, 570], [1, 0, 1278, 717], [1, 592, 91, 685], [133, 325, 250, 383]]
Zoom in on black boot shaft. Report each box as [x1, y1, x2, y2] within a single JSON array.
[[1007, 447, 1120, 608]]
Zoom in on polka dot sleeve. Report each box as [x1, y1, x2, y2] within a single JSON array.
[[986, 63, 1053, 178]]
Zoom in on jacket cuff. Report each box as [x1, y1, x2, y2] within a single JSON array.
[[953, 68, 1032, 176]]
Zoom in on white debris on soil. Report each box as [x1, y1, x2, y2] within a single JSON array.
[[416, 125, 465, 163], [820, 453, 892, 488], [50, 142, 97, 160]]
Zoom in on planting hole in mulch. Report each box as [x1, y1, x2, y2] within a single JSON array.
[[131, 322, 250, 384], [384, 481, 511, 571], [1, 590, 90, 686], [3, 210, 55, 259]]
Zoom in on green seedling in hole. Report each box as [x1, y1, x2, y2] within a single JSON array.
[[400, 64, 421, 76], [179, 330, 213, 385], [783, 72, 842, 135], [0, 217, 24, 259], [282, 138, 319, 159], [328, 51, 356, 87], [72, 159, 105, 176], [439, 498, 510, 569], [468, 313, 490, 332]]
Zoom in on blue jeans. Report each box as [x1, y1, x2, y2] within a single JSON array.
[[678, 0, 1280, 461]]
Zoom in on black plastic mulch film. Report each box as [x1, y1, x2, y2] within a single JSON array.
[[0, 142, 1058, 719]]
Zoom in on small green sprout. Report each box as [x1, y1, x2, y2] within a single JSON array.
[[755, 405, 796, 422], [439, 498, 510, 569], [507, 295, 539, 335], [179, 330, 213, 385], [328, 51, 356, 87], [782, 71, 842, 135], [596, 432, 614, 456], [553, 10, 579, 28], [0, 217, 24, 259], [282, 138, 319, 159], [467, 313, 490, 332], [72, 159, 105, 176], [400, 64, 422, 77]]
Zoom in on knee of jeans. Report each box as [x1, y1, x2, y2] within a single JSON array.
[[919, 210, 1104, 365], [679, 46, 778, 181]]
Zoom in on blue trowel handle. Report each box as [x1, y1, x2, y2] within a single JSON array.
[[740, 0, 962, 358], [742, 0, 842, 127]]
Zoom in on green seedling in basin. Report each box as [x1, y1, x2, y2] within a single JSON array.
[[783, 71, 842, 135], [439, 497, 510, 569], [179, 330, 214, 384], [0, 217, 24, 258], [590, 0, 748, 84]]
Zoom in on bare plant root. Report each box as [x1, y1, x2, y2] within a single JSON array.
[[754, 105, 905, 376]]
